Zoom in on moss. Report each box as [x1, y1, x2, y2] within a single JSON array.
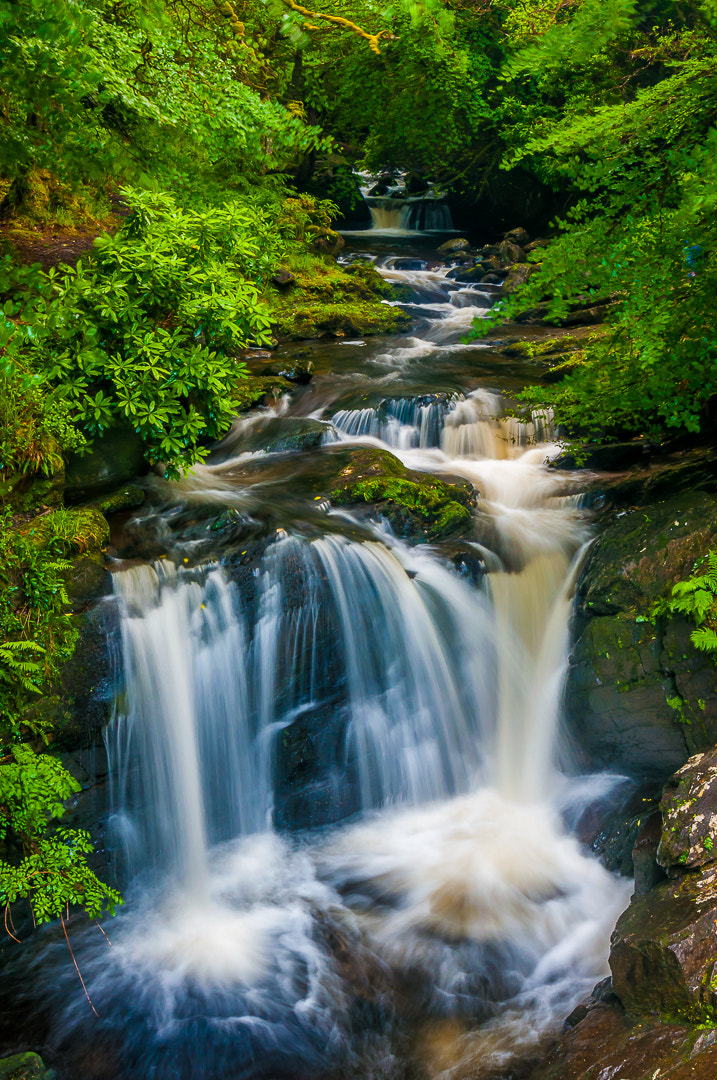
[[86, 484, 145, 515], [263, 253, 410, 340], [0, 1051, 55, 1080], [329, 448, 474, 541], [21, 507, 109, 555]]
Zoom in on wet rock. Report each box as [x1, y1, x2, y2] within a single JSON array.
[[277, 360, 313, 385], [632, 811, 667, 895], [65, 423, 147, 502], [481, 273, 504, 284], [446, 264, 486, 284], [520, 999, 702, 1080], [437, 238, 470, 254], [311, 229, 345, 256], [86, 483, 146, 516], [610, 862, 717, 1024], [496, 239, 526, 266], [502, 263, 536, 294], [504, 227, 530, 247], [328, 447, 476, 542], [567, 492, 717, 779], [658, 748, 717, 873], [0, 1052, 55, 1079], [243, 417, 328, 455]]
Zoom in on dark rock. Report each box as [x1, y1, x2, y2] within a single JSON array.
[[270, 269, 296, 289], [502, 263, 536, 294], [243, 417, 328, 455], [277, 360, 313, 385], [436, 238, 470, 254], [446, 264, 486, 285], [658, 748, 717, 873], [504, 227, 530, 247], [610, 862, 717, 1024], [0, 1052, 55, 1079], [496, 239, 526, 266], [65, 424, 147, 502], [481, 273, 504, 284], [632, 811, 667, 895], [567, 493, 717, 779], [311, 229, 345, 256]]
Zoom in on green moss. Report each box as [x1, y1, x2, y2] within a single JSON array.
[[330, 449, 474, 541], [21, 507, 109, 555], [86, 484, 145, 515], [264, 253, 410, 340]]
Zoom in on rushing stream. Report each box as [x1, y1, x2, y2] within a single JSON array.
[[7, 231, 632, 1080]]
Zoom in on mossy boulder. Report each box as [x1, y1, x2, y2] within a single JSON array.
[[0, 1053, 54, 1080], [243, 417, 329, 455], [567, 492, 717, 779], [329, 448, 475, 542], [86, 484, 145, 516], [610, 863, 717, 1025]]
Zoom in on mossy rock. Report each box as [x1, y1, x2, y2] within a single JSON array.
[[329, 448, 475, 542], [610, 862, 717, 1025], [86, 484, 145, 515], [0, 1052, 54, 1080], [21, 507, 109, 555]]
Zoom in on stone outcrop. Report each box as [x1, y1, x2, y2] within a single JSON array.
[[567, 491, 717, 779]]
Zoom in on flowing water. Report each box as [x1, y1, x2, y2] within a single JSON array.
[[5, 232, 631, 1080]]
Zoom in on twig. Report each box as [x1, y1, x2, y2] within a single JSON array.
[[61, 914, 99, 1017], [4, 904, 20, 944]]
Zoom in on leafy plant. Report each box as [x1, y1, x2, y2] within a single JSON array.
[[655, 550, 717, 655]]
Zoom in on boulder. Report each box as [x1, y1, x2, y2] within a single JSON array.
[[328, 447, 476, 542], [502, 263, 536, 294], [610, 862, 717, 1024], [437, 238, 471, 254], [270, 269, 296, 289], [496, 239, 526, 266], [658, 748, 717, 873], [65, 423, 147, 502], [243, 417, 328, 455], [567, 492, 717, 779], [0, 1053, 54, 1080], [504, 227, 530, 247]]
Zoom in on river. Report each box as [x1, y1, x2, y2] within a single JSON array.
[[5, 229, 632, 1080]]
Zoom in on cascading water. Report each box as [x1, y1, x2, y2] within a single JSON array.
[[8, 229, 633, 1080]]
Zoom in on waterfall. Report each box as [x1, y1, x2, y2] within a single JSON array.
[[19, 233, 633, 1080], [365, 196, 453, 232]]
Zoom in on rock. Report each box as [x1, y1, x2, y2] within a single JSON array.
[[445, 264, 485, 284], [243, 417, 328, 455], [65, 423, 147, 502], [277, 360, 313, 385], [525, 238, 550, 253], [567, 492, 717, 779], [481, 273, 504, 284], [86, 484, 146, 516], [504, 227, 530, 246], [436, 238, 471, 254], [270, 269, 296, 289], [610, 862, 717, 1024], [632, 811, 667, 896], [311, 229, 345, 256], [496, 239, 526, 266], [502, 263, 536, 294], [0, 1052, 54, 1079], [658, 748, 717, 873], [328, 447, 476, 542]]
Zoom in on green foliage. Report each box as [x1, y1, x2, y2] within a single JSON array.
[[2, 190, 292, 476], [0, 745, 122, 926], [655, 551, 717, 656]]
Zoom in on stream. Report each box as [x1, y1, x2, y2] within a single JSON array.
[[7, 231, 632, 1080]]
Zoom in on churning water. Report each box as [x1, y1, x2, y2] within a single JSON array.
[[11, 238, 631, 1080]]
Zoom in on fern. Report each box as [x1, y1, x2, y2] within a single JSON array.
[[656, 551, 717, 658], [691, 627, 717, 654], [0, 641, 45, 694]]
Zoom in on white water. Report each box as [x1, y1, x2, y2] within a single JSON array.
[[50, 238, 632, 1080]]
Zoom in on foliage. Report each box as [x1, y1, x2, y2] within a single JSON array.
[[2, 190, 291, 476], [0, 745, 122, 927], [655, 551, 717, 656]]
